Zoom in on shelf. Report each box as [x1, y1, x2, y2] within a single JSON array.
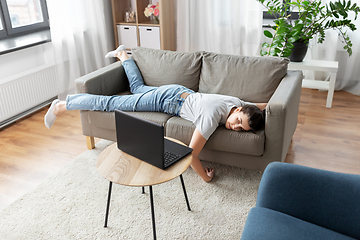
[[302, 79, 330, 91], [138, 21, 160, 27], [116, 22, 160, 27], [116, 22, 137, 26], [111, 0, 175, 51]]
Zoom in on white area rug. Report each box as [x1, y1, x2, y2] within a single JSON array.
[[0, 140, 263, 239]]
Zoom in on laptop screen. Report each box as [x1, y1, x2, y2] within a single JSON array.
[[115, 110, 165, 169]]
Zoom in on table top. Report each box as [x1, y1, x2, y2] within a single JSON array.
[[96, 137, 192, 187], [288, 59, 338, 72]]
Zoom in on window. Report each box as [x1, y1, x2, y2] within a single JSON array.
[[0, 10, 6, 38], [262, 0, 299, 20], [261, 0, 300, 28], [0, 0, 49, 39]]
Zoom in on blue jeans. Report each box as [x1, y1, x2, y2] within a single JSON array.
[[66, 59, 194, 116]]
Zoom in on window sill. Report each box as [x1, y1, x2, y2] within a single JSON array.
[[262, 19, 276, 28], [0, 29, 51, 55]]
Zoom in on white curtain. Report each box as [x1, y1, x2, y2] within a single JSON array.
[[47, 0, 115, 99], [177, 0, 360, 95], [176, 0, 263, 56], [305, 8, 360, 96]]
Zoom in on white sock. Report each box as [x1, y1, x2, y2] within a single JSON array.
[[44, 99, 60, 129], [105, 45, 126, 58]]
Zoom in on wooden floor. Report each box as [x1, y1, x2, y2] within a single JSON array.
[[1, 88, 360, 211], [286, 89, 360, 174]]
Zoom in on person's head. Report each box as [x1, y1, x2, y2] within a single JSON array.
[[225, 105, 265, 132]]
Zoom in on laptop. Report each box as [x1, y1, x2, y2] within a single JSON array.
[[115, 110, 193, 169]]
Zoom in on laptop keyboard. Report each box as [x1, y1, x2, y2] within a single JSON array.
[[164, 150, 181, 167]]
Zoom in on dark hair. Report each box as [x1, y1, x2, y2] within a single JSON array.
[[240, 105, 265, 132]]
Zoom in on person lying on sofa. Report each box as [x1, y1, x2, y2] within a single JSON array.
[[44, 46, 267, 182]]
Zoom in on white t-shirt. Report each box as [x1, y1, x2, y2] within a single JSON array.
[[179, 93, 255, 140]]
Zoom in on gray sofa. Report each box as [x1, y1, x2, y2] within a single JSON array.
[[75, 47, 302, 171]]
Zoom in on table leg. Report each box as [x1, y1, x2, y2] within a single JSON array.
[[180, 174, 191, 211], [104, 181, 113, 228], [142, 186, 145, 194], [326, 72, 336, 108], [149, 186, 157, 240]]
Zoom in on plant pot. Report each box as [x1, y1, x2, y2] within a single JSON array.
[[289, 41, 308, 62]]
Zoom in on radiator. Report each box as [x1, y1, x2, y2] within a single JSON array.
[[0, 64, 58, 128]]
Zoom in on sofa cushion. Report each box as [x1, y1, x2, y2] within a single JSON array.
[[199, 52, 289, 103], [80, 111, 172, 131], [131, 47, 202, 91], [165, 117, 265, 156]]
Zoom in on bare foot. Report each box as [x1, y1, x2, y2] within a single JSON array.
[[205, 167, 215, 182]]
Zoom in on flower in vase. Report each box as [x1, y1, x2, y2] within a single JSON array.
[[144, 8, 151, 17], [144, 2, 159, 19], [154, 8, 159, 17]]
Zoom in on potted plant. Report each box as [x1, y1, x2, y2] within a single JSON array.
[[258, 0, 360, 61]]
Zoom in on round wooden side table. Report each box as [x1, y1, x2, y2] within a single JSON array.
[[96, 137, 192, 240]]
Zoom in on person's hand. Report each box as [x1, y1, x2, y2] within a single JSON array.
[[205, 167, 215, 182]]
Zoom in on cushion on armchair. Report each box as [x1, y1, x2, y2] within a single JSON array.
[[199, 52, 290, 103], [242, 162, 360, 240]]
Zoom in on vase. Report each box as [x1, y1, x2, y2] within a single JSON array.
[[124, 7, 136, 23], [289, 41, 308, 62], [150, 15, 159, 24]]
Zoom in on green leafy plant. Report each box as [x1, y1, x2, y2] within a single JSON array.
[[258, 0, 360, 57]]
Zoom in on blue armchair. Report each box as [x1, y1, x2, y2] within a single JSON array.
[[241, 162, 360, 240]]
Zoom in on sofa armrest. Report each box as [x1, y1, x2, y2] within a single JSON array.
[[264, 70, 302, 162], [256, 162, 360, 239], [75, 61, 129, 95]]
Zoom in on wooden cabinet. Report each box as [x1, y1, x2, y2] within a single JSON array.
[[110, 0, 175, 51]]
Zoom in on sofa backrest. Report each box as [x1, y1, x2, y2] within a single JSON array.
[[199, 52, 289, 103], [131, 47, 202, 91], [131, 47, 289, 103]]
